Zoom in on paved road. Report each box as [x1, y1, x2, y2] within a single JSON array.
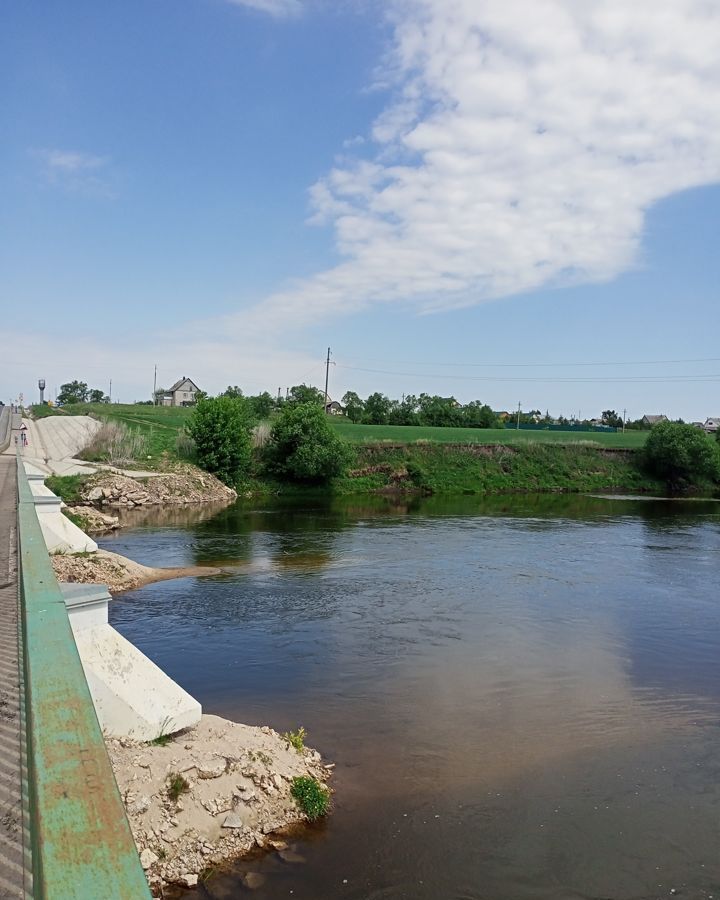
[[0, 456, 29, 899]]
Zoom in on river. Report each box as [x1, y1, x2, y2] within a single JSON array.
[[100, 493, 720, 899]]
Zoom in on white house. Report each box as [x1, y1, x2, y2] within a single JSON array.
[[703, 417, 720, 433], [161, 377, 201, 407]]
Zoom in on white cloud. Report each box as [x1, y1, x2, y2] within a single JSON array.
[[224, 0, 302, 17], [232, 0, 720, 328], [33, 148, 114, 197]]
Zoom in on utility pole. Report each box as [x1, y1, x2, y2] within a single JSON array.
[[109, 379, 112, 403], [622, 408, 627, 433], [324, 347, 331, 411], [516, 401, 521, 430], [153, 365, 157, 406]]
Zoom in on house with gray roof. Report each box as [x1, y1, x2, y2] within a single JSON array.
[[641, 414, 668, 427], [161, 377, 201, 407]]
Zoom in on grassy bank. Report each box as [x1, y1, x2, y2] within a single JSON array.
[[35, 404, 660, 497], [41, 403, 193, 460], [333, 442, 663, 496]]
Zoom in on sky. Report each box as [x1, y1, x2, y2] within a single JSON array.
[[2, 0, 719, 420]]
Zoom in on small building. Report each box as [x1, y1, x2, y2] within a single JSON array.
[[161, 377, 200, 407], [703, 417, 720, 433], [324, 399, 345, 416], [641, 414, 668, 427]]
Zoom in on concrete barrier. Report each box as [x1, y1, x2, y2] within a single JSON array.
[[60, 584, 202, 741], [26, 472, 98, 553]]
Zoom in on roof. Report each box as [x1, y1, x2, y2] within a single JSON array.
[[642, 414, 667, 424], [167, 377, 200, 393]]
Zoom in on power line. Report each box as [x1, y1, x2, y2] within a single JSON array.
[[337, 354, 720, 369], [335, 363, 720, 384]]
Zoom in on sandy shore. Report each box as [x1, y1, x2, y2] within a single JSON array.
[[51, 547, 221, 593], [107, 714, 332, 893]]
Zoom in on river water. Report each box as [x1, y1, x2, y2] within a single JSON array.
[[101, 493, 720, 900]]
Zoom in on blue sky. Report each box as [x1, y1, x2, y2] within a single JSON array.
[[2, 0, 719, 419]]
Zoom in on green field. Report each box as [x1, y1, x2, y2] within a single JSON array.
[[44, 403, 194, 459], [327, 420, 648, 448]]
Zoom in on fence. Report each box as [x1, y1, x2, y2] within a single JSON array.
[[16, 454, 151, 899]]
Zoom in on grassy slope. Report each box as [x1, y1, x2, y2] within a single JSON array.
[[334, 442, 661, 495], [328, 419, 648, 448], [35, 404, 657, 495], [51, 403, 193, 459]]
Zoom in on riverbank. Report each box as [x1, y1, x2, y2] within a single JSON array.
[[50, 547, 221, 593], [106, 714, 332, 895], [328, 442, 663, 497]]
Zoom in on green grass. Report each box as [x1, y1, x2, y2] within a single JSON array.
[[167, 772, 190, 802], [290, 776, 330, 821], [45, 474, 90, 503], [334, 442, 663, 496], [53, 403, 194, 462], [328, 420, 648, 449]]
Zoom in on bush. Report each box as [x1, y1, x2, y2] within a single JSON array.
[[80, 420, 148, 465], [263, 403, 352, 484], [187, 396, 253, 486], [643, 421, 720, 491], [290, 776, 330, 821]]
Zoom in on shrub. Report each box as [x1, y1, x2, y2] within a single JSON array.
[[167, 772, 190, 802], [80, 421, 148, 465], [187, 396, 253, 486], [290, 776, 330, 821], [263, 403, 352, 484], [643, 421, 720, 491], [282, 726, 307, 752]]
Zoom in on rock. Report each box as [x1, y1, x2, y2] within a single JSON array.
[[278, 849, 306, 864], [222, 812, 245, 829], [179, 873, 199, 888], [197, 757, 226, 779], [140, 848, 159, 869], [242, 872, 266, 889], [269, 839, 288, 851], [130, 796, 151, 815], [87, 486, 103, 501]]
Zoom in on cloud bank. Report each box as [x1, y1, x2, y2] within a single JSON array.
[[225, 0, 302, 18], [238, 0, 720, 330], [33, 148, 114, 197]]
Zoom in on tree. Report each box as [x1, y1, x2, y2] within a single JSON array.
[[601, 410, 623, 428], [643, 421, 720, 492], [263, 403, 352, 484], [221, 385, 243, 399], [186, 396, 253, 485], [58, 381, 89, 404], [248, 391, 275, 420], [363, 392, 391, 425], [417, 394, 462, 427], [87, 389, 107, 404], [288, 384, 324, 406], [462, 401, 499, 429], [388, 394, 420, 426], [341, 391, 364, 424]]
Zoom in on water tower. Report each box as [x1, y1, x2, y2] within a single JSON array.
[[38, 378, 45, 404]]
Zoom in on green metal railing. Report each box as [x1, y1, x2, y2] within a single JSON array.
[[16, 455, 151, 899]]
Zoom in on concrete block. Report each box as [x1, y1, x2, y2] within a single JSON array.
[[61, 584, 202, 741]]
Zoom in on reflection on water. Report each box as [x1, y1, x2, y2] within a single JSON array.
[[102, 494, 720, 899]]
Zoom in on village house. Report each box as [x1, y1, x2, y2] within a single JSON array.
[[324, 399, 345, 416], [703, 417, 720, 433], [641, 414, 668, 427], [161, 377, 201, 407]]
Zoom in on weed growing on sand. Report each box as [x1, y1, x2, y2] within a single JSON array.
[[167, 772, 190, 802], [290, 776, 330, 821], [149, 717, 174, 747], [282, 726, 307, 753]]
